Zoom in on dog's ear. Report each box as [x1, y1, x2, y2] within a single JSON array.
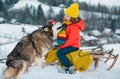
[[44, 27, 49, 32], [38, 27, 44, 32]]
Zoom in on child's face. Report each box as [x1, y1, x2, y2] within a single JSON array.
[[63, 14, 71, 22]]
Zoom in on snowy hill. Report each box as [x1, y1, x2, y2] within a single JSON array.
[[9, 0, 120, 20], [9, 0, 62, 17], [0, 23, 120, 79], [1, 0, 119, 28], [12, 0, 120, 9]]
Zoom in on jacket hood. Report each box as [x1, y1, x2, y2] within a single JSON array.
[[75, 19, 85, 30]]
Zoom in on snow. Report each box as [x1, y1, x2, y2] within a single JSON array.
[[103, 28, 112, 35], [0, 24, 39, 40], [0, 23, 120, 79], [10, 19, 18, 24], [89, 30, 101, 37], [12, 0, 40, 9], [41, 4, 62, 17], [115, 29, 120, 35], [0, 17, 5, 22], [82, 34, 98, 41]]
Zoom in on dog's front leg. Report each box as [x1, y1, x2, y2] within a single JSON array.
[[15, 60, 27, 79], [34, 57, 42, 67]]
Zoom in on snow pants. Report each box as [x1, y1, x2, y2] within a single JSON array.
[[57, 46, 79, 67]]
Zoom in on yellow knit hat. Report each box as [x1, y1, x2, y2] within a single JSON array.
[[65, 3, 79, 18]]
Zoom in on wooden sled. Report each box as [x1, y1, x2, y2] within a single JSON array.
[[87, 46, 119, 70], [45, 44, 119, 71]]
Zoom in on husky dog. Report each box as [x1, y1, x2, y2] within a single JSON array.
[[4, 27, 54, 79]]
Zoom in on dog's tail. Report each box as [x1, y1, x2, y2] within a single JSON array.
[[4, 60, 27, 79], [4, 67, 15, 78]]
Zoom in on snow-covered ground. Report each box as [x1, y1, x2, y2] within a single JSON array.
[[0, 23, 120, 79]]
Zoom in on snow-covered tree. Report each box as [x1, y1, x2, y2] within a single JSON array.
[[37, 4, 46, 25]]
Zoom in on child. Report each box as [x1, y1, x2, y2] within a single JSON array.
[[56, 3, 85, 74]]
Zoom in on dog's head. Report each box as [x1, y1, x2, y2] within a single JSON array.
[[51, 22, 62, 41], [44, 20, 62, 42]]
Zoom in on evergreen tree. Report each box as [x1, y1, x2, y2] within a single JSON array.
[[110, 19, 116, 32], [55, 8, 64, 22], [47, 6, 53, 20], [37, 4, 46, 25], [0, 0, 7, 17], [32, 7, 37, 25], [24, 4, 32, 24], [97, 3, 102, 12], [51, 0, 58, 6], [0, 0, 5, 12], [4, 0, 19, 5], [119, 7, 120, 15], [114, 7, 118, 15]]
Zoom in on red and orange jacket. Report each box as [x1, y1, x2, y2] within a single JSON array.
[[59, 19, 85, 49]]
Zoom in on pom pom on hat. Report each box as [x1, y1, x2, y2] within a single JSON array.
[[65, 3, 79, 18]]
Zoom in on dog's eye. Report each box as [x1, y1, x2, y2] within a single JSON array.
[[19, 43, 26, 47], [22, 44, 25, 47]]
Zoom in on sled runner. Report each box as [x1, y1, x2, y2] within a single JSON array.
[[45, 46, 119, 71], [89, 48, 119, 70]]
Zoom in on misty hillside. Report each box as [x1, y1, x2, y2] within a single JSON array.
[[0, 0, 120, 32]]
